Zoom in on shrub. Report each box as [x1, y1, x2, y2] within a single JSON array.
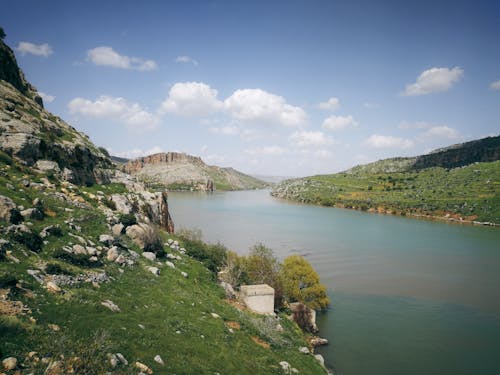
[[143, 225, 165, 258], [9, 208, 23, 224], [0, 273, 17, 288], [180, 235, 227, 274], [45, 262, 72, 275], [53, 249, 102, 268], [13, 231, 43, 252], [32, 200, 46, 220], [103, 198, 116, 210], [118, 213, 137, 228]]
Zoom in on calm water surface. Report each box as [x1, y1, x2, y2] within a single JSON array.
[[168, 190, 500, 375]]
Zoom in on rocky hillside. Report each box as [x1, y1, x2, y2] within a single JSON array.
[[0, 32, 327, 374], [345, 135, 500, 175], [0, 35, 112, 186], [123, 152, 267, 191], [272, 137, 500, 225]]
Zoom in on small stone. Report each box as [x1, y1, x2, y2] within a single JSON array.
[[314, 354, 325, 367], [109, 353, 118, 368], [116, 353, 128, 365], [112, 223, 124, 237], [2, 357, 17, 371], [135, 361, 153, 374], [210, 313, 221, 319], [166, 261, 175, 269], [138, 324, 145, 329], [153, 355, 164, 365], [101, 300, 120, 312], [107, 246, 120, 262], [299, 346, 309, 354], [86, 246, 98, 256], [48, 324, 60, 331], [44, 360, 64, 375], [99, 234, 114, 246], [115, 254, 127, 265], [279, 361, 291, 373], [72, 244, 87, 255], [146, 266, 160, 276], [46, 281, 62, 293], [142, 252, 156, 261], [181, 271, 188, 278]]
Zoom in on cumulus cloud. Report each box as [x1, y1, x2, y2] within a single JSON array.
[[421, 125, 459, 139], [322, 115, 358, 131], [160, 82, 223, 117], [403, 67, 463, 96], [364, 135, 414, 149], [87, 46, 157, 71], [175, 55, 198, 65], [68, 95, 158, 130], [244, 146, 287, 156], [39, 92, 55, 103], [224, 89, 306, 127], [490, 80, 500, 90], [318, 97, 340, 111], [16, 42, 53, 57], [114, 146, 164, 159], [289, 131, 334, 148]]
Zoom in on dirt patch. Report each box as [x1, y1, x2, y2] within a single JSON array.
[[225, 321, 241, 330], [251, 336, 270, 349]]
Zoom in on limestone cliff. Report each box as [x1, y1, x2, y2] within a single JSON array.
[[123, 152, 267, 191]]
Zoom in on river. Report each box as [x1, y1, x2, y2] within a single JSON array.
[[167, 189, 500, 375]]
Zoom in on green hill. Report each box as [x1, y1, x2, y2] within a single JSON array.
[[272, 139, 500, 225]]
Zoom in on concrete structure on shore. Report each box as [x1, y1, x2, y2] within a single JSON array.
[[240, 284, 275, 314]]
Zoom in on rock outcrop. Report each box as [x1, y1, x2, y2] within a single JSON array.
[[0, 37, 112, 185], [123, 152, 266, 191]]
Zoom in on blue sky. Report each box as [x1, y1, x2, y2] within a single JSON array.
[[2, 0, 499, 176]]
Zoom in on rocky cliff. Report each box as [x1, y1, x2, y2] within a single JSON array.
[[0, 35, 112, 185], [123, 152, 267, 191]]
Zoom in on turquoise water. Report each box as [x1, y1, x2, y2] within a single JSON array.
[[168, 190, 500, 374]]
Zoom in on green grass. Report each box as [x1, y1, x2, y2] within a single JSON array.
[[272, 161, 500, 224], [0, 157, 325, 374]]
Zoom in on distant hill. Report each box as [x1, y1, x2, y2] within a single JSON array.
[[345, 135, 500, 175], [110, 155, 130, 165], [123, 152, 267, 191], [273, 136, 500, 225]]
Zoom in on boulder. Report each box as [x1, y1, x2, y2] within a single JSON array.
[[107, 246, 120, 262], [34, 160, 61, 174], [112, 223, 124, 237], [72, 244, 87, 255], [2, 357, 17, 371], [314, 354, 325, 367], [0, 194, 16, 222], [220, 281, 235, 299], [125, 223, 150, 249], [146, 266, 160, 276], [142, 252, 156, 261], [181, 271, 188, 278], [46, 281, 62, 293], [166, 261, 175, 269], [115, 254, 127, 265], [101, 300, 120, 312], [99, 234, 114, 246]]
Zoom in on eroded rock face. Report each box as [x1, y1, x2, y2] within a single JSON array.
[[0, 194, 16, 222]]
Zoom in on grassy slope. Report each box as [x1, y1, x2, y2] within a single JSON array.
[[272, 161, 500, 224], [0, 158, 324, 374]]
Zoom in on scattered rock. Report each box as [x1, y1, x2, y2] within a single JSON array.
[[48, 324, 60, 331], [299, 346, 309, 354], [146, 266, 160, 276], [46, 281, 62, 293], [101, 300, 120, 312], [44, 360, 64, 375], [98, 234, 114, 246], [2, 357, 17, 371], [86, 246, 98, 256], [108, 353, 118, 368], [72, 244, 87, 255], [135, 361, 153, 374], [279, 361, 291, 373], [27, 269, 44, 283], [210, 312, 221, 319], [165, 261, 175, 269], [112, 223, 124, 237], [153, 355, 164, 365], [0, 194, 16, 222], [142, 252, 156, 261], [107, 246, 120, 262], [220, 281, 235, 299], [181, 271, 188, 278], [314, 354, 325, 367], [115, 254, 127, 265], [125, 224, 149, 249], [309, 336, 329, 347], [116, 353, 128, 365]]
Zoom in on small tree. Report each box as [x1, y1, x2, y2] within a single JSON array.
[[280, 255, 329, 310], [0, 27, 6, 40]]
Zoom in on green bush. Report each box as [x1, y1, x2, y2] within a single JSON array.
[[53, 249, 102, 268], [103, 198, 116, 210], [45, 262, 72, 275], [180, 237, 227, 274], [118, 213, 137, 228], [13, 231, 43, 252], [9, 208, 23, 224], [0, 273, 17, 288], [143, 226, 165, 258]]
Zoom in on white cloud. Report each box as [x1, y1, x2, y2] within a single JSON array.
[[318, 97, 340, 111], [403, 67, 464, 96], [421, 125, 459, 139], [160, 82, 223, 116], [289, 131, 334, 147], [87, 46, 157, 71], [114, 146, 164, 159], [175, 55, 198, 66], [39, 92, 55, 103], [68, 95, 158, 130], [224, 89, 306, 127], [364, 135, 414, 149], [490, 80, 500, 90], [16, 42, 53, 57], [322, 115, 358, 131], [244, 146, 287, 156], [209, 126, 239, 135]]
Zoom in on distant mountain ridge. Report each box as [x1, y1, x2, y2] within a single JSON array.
[[123, 152, 267, 191], [345, 135, 500, 175]]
